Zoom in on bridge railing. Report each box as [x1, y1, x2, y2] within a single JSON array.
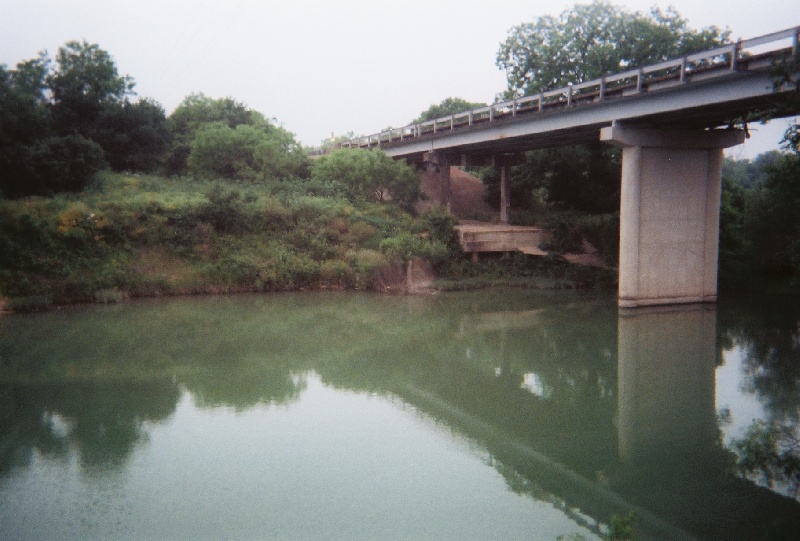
[[342, 26, 799, 150]]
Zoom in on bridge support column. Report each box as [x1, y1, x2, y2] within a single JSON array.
[[500, 163, 510, 224], [423, 151, 453, 212], [601, 126, 744, 308]]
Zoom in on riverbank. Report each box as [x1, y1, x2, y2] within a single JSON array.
[[0, 172, 617, 313]]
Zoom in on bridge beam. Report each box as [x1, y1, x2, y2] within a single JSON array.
[[601, 126, 745, 308]]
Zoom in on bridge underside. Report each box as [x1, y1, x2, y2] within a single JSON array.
[[416, 123, 748, 308], [362, 43, 797, 307]]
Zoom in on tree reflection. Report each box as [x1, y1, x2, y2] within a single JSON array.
[[0, 379, 180, 475], [719, 294, 800, 502], [732, 420, 800, 500]]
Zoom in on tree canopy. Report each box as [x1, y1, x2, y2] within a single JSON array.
[[413, 97, 487, 124], [166, 93, 309, 181], [0, 41, 168, 197], [496, 1, 729, 97], [311, 148, 419, 209]]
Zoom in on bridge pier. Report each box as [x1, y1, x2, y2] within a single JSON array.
[[423, 151, 454, 211], [601, 126, 744, 308]]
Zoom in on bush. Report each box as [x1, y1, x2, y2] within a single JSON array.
[[312, 148, 420, 209]]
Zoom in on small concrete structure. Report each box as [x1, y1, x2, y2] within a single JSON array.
[[455, 223, 550, 260], [601, 126, 744, 307]]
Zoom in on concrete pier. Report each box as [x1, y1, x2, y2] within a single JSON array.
[[601, 126, 744, 308]]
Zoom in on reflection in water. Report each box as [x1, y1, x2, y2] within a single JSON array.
[[0, 291, 799, 540], [617, 304, 719, 469]]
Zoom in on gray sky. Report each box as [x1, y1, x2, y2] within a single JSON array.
[[2, 0, 798, 157]]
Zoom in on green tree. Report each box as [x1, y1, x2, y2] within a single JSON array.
[[413, 97, 486, 124], [165, 93, 256, 175], [48, 40, 135, 137], [497, 1, 728, 97], [0, 59, 52, 197], [95, 98, 171, 172], [187, 121, 308, 182], [311, 148, 419, 208]]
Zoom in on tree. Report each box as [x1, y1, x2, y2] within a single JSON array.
[[94, 98, 171, 173], [413, 97, 486, 124], [166, 93, 270, 175], [496, 1, 729, 98], [187, 121, 309, 182], [311, 148, 419, 208], [48, 40, 135, 137]]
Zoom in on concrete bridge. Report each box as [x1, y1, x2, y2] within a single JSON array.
[[345, 27, 800, 307]]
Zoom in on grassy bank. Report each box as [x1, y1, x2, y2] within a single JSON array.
[[0, 173, 433, 310], [0, 172, 616, 312]]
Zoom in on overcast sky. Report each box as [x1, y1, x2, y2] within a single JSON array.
[[2, 0, 798, 157]]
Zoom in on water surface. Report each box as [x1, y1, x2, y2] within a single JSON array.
[[0, 290, 798, 540]]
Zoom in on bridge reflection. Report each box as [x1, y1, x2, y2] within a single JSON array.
[[402, 299, 800, 541]]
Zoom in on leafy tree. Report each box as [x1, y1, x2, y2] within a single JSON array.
[[19, 135, 106, 196], [497, 1, 729, 98], [187, 121, 308, 182], [166, 93, 256, 175], [311, 148, 419, 209], [48, 40, 135, 137], [413, 97, 486, 124], [720, 151, 800, 289], [95, 98, 171, 172]]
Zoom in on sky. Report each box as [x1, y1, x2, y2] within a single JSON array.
[[2, 0, 798, 158]]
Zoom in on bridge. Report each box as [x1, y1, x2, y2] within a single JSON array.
[[344, 27, 800, 307]]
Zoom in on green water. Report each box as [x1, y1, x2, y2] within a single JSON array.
[[0, 290, 798, 540]]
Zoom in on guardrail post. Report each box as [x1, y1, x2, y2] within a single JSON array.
[[599, 78, 606, 100], [793, 29, 798, 56], [730, 42, 739, 71], [489, 106, 494, 121], [450, 115, 455, 129], [468, 111, 474, 125], [680, 56, 687, 82], [512, 99, 518, 116], [538, 92, 544, 111], [567, 85, 573, 106], [636, 68, 644, 93]]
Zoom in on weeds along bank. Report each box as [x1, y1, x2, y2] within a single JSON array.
[[0, 172, 457, 311], [0, 171, 619, 312]]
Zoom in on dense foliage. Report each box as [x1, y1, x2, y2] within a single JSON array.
[[719, 151, 800, 289], [0, 173, 452, 310], [496, 0, 729, 98], [0, 41, 169, 197], [164, 93, 309, 181], [412, 97, 487, 124], [311, 148, 420, 209]]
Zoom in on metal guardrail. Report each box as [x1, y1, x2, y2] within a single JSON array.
[[343, 26, 799, 149]]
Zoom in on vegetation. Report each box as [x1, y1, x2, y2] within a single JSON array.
[[719, 150, 800, 289], [497, 1, 728, 98], [0, 41, 170, 198], [0, 172, 457, 310], [311, 148, 420, 209], [412, 97, 487, 123]]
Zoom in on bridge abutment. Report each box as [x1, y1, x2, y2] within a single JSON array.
[[601, 126, 744, 308]]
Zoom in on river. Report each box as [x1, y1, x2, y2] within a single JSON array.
[[0, 290, 798, 540]]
